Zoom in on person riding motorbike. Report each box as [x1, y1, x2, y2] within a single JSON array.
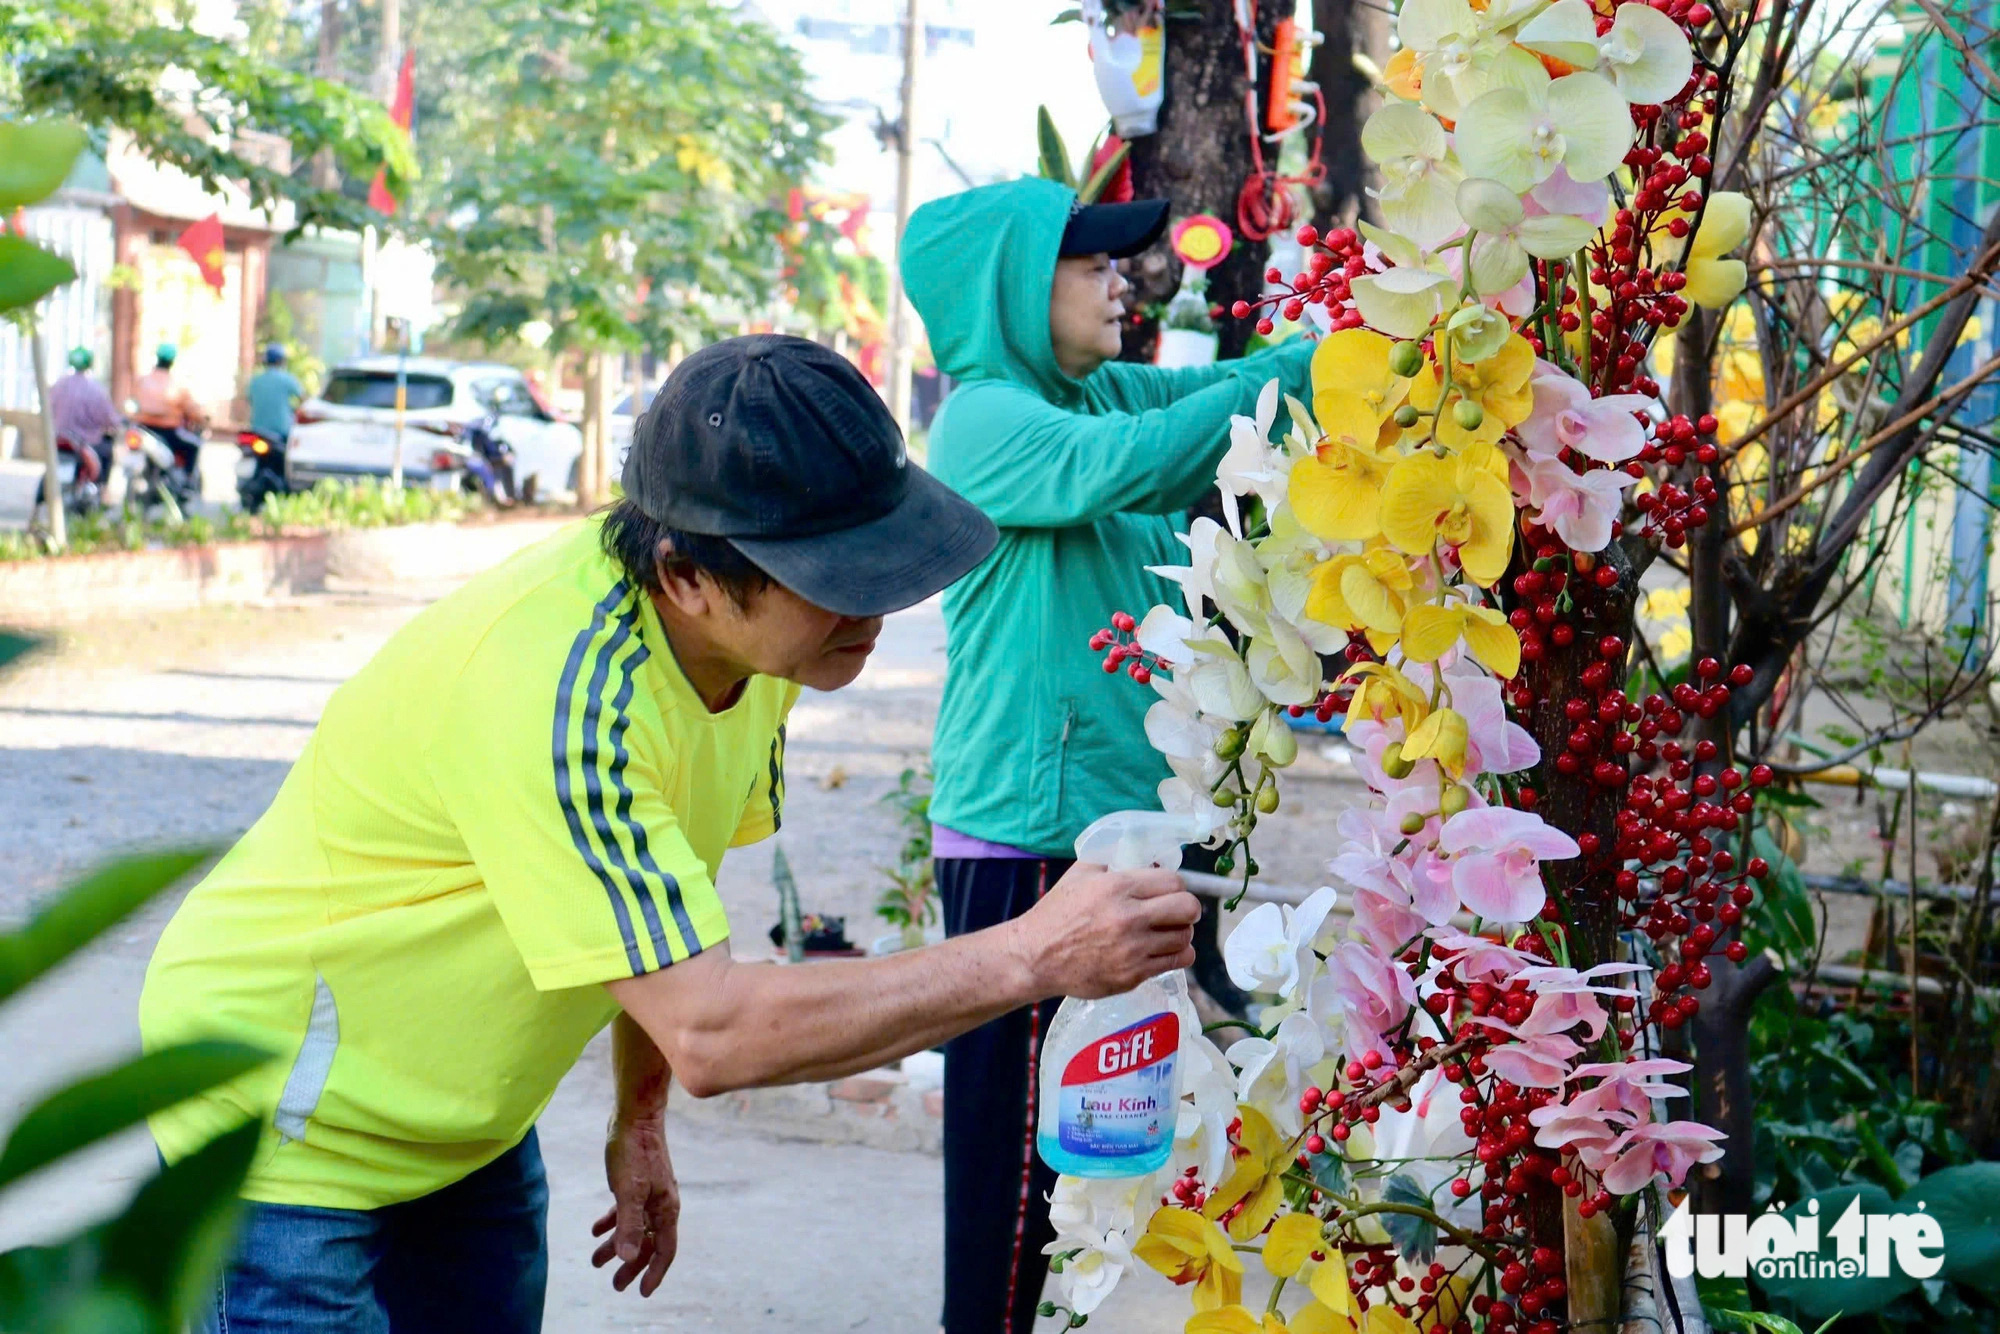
[[245, 344, 304, 449], [49, 347, 119, 490], [134, 343, 208, 483]]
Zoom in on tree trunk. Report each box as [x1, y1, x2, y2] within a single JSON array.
[[1305, 0, 1374, 232], [1121, 0, 1293, 364]]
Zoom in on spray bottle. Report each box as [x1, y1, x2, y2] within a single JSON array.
[[1035, 810, 1203, 1178]]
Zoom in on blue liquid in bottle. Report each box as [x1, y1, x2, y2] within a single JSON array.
[[1035, 811, 1199, 1179]]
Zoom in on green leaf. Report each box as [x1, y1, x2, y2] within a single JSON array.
[[1077, 139, 1130, 206], [1906, 1162, 2000, 1293], [1036, 105, 1074, 188], [100, 1120, 262, 1328], [1380, 1173, 1438, 1267], [0, 235, 78, 315], [1744, 829, 1816, 964], [0, 1237, 102, 1330], [1311, 1152, 1351, 1195], [1757, 1184, 1920, 1317], [1050, 7, 1084, 22], [0, 120, 87, 210], [0, 849, 212, 1002], [0, 633, 40, 671], [1696, 1273, 1753, 1327], [0, 1041, 270, 1193], [1709, 1311, 1812, 1334]]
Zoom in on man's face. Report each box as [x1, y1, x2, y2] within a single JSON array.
[[700, 581, 883, 693], [1048, 253, 1129, 377]]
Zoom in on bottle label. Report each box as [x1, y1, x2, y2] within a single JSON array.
[[1055, 1011, 1179, 1159]]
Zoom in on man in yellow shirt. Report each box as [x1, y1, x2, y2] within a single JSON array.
[[140, 335, 1202, 1332]]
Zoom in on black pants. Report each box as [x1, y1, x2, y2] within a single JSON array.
[[936, 849, 1237, 1333], [937, 856, 1071, 1334]]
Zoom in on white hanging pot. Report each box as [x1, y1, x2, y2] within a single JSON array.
[[1156, 328, 1219, 367]]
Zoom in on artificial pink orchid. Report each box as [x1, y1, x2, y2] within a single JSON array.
[[1527, 1079, 1640, 1156], [1471, 1017, 1582, 1088], [1522, 455, 1637, 553], [1349, 886, 1433, 958], [1439, 807, 1581, 923], [1595, 1120, 1728, 1194], [1315, 939, 1419, 1065], [1516, 365, 1653, 465]]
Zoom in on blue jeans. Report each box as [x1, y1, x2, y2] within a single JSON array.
[[200, 1129, 548, 1334]]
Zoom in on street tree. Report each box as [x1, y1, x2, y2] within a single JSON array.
[[0, 0, 415, 233], [421, 0, 835, 500]]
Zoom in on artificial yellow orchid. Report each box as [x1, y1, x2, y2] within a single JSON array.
[[1398, 599, 1522, 677], [1403, 704, 1471, 777], [1203, 1106, 1290, 1241], [1289, 434, 1400, 543], [1305, 548, 1416, 652], [1186, 1306, 1290, 1334], [1683, 191, 1752, 309], [1379, 445, 1516, 585], [1406, 333, 1536, 450], [1311, 329, 1413, 444], [1340, 661, 1431, 733], [1263, 1213, 1355, 1316], [1135, 1207, 1246, 1312]]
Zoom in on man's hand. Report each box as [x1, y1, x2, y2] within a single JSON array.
[[1011, 864, 1201, 998], [590, 1117, 680, 1297]]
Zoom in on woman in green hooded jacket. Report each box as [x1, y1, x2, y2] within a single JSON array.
[[900, 176, 1313, 1333]]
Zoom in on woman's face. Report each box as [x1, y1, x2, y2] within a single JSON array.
[[1048, 253, 1130, 378]]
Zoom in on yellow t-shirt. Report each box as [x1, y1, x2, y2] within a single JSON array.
[[140, 518, 795, 1209]]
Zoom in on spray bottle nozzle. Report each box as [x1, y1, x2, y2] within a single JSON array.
[[1072, 810, 1206, 873]]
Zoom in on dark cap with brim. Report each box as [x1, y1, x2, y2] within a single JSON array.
[[1060, 198, 1170, 259], [622, 334, 997, 618]]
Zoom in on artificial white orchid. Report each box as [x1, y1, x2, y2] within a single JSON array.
[[1362, 101, 1466, 251], [1457, 176, 1600, 294], [1516, 0, 1696, 106], [1454, 65, 1634, 192]]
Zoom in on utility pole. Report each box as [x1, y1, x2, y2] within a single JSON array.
[[884, 0, 921, 434]]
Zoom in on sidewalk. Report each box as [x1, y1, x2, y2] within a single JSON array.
[[0, 567, 1311, 1329]]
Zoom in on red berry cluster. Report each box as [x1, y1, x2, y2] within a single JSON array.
[[1088, 610, 1166, 686], [1229, 224, 1369, 336], [1579, 79, 1723, 398]]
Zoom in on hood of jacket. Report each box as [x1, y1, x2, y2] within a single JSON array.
[[900, 175, 1087, 409]]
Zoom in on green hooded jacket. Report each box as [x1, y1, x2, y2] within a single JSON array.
[[902, 176, 1312, 856]]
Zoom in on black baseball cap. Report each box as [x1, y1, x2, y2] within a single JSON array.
[[621, 335, 997, 618], [1060, 198, 1170, 259]]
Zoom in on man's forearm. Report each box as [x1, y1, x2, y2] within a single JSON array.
[[612, 1011, 670, 1124], [608, 921, 1042, 1098]]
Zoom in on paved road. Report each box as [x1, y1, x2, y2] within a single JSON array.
[[0, 574, 1237, 1331]]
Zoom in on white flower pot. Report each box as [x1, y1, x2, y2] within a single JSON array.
[[1156, 328, 1219, 367]]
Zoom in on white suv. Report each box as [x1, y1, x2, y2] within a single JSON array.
[[288, 358, 585, 501]]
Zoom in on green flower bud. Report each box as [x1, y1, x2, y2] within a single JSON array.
[[1399, 811, 1427, 836], [1440, 783, 1470, 817], [1393, 403, 1421, 429], [1453, 398, 1485, 432], [1215, 728, 1246, 761], [1382, 741, 1415, 780], [1256, 785, 1281, 814], [1216, 854, 1236, 875], [1213, 788, 1237, 808], [1389, 340, 1425, 378]]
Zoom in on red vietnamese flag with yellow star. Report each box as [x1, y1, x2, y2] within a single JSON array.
[[177, 213, 226, 293], [368, 49, 415, 216]]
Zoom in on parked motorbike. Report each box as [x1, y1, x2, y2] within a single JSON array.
[[460, 413, 519, 506], [234, 428, 288, 513]]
